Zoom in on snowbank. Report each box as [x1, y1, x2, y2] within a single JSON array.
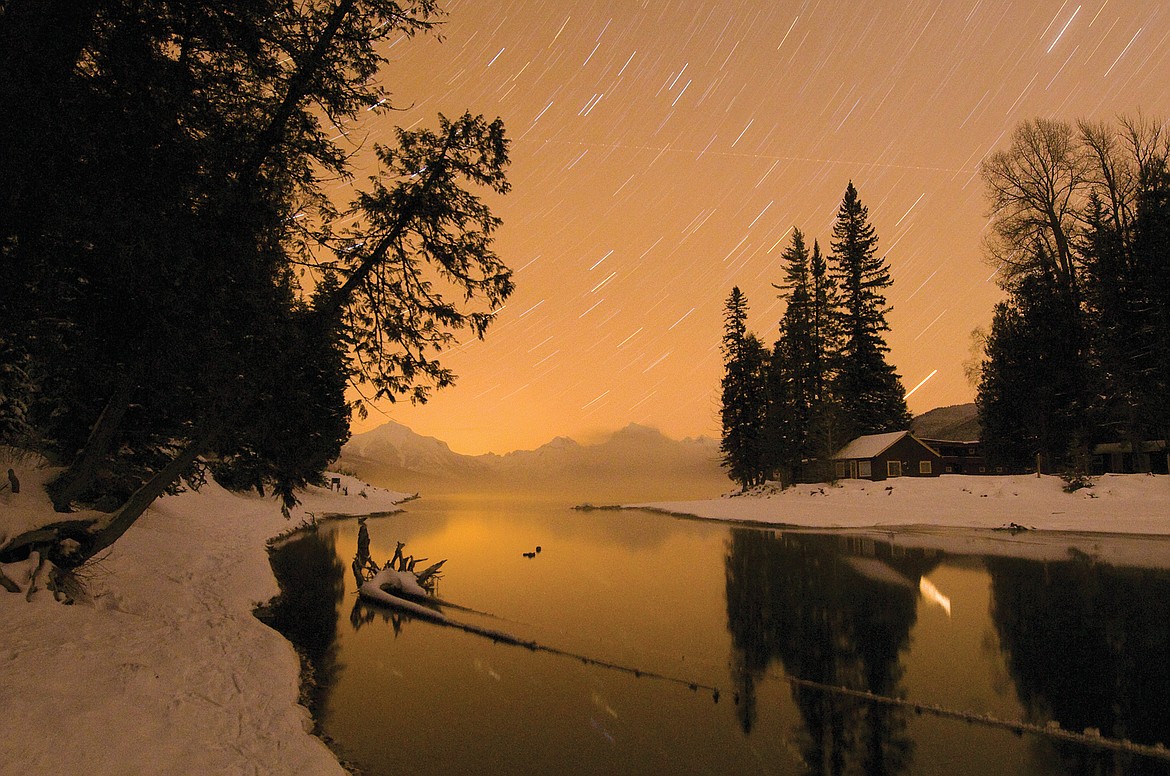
[[630, 474, 1170, 569], [0, 462, 410, 776], [632, 474, 1170, 534]]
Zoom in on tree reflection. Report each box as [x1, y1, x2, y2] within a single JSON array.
[[261, 526, 347, 719], [725, 529, 941, 775], [987, 556, 1170, 775]]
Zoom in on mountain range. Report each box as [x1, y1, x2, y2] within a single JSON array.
[[341, 404, 981, 498], [338, 421, 727, 498]]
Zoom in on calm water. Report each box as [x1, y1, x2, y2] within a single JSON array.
[[264, 492, 1170, 776]]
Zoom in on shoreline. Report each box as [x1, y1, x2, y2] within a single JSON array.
[[623, 473, 1170, 570], [0, 466, 410, 776], [628, 473, 1170, 534], [5, 470, 1170, 773]]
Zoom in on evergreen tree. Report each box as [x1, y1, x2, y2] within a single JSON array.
[[977, 259, 1089, 473], [805, 240, 844, 478], [976, 114, 1170, 474], [766, 231, 813, 483], [976, 303, 1038, 472], [808, 240, 839, 401], [1080, 139, 1170, 463], [766, 231, 839, 483], [1081, 193, 1144, 450], [0, 2, 514, 570], [1130, 153, 1170, 453], [828, 182, 910, 439], [721, 288, 768, 489], [209, 274, 353, 512]]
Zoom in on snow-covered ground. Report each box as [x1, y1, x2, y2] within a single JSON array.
[[4, 463, 1169, 775], [631, 473, 1170, 568], [0, 458, 410, 776], [634, 473, 1170, 533]]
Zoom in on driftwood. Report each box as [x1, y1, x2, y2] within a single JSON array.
[[348, 534, 723, 701], [414, 559, 446, 586], [352, 534, 444, 597]]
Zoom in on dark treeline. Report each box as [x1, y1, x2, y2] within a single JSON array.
[[720, 182, 910, 489], [725, 530, 935, 773], [976, 115, 1170, 474], [725, 530, 1170, 773], [0, 1, 513, 571], [987, 555, 1170, 773]]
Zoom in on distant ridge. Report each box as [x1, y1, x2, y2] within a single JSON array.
[[338, 420, 726, 497], [911, 403, 980, 441]]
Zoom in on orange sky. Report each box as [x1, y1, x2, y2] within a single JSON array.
[[342, 0, 1170, 454]]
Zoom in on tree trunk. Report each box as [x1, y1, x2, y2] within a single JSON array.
[[240, 0, 357, 180], [58, 427, 217, 568], [0, 427, 217, 570], [47, 376, 133, 512]]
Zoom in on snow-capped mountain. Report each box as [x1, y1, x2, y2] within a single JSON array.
[[338, 421, 491, 485], [338, 421, 724, 497]]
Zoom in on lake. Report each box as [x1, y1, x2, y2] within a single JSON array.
[[263, 491, 1170, 775]]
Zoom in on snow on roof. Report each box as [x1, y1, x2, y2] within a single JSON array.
[[832, 431, 914, 460]]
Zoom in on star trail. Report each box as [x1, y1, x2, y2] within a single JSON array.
[[348, 0, 1170, 454]]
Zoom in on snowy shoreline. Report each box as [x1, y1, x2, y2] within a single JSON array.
[[0, 463, 410, 776], [631, 473, 1170, 534], [627, 473, 1170, 569], [4, 469, 1169, 774]]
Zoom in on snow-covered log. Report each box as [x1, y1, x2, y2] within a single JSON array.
[[358, 566, 448, 622]]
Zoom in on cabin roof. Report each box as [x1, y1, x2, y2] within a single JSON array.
[[833, 431, 939, 460]]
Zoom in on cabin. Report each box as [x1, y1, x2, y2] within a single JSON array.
[[832, 431, 942, 481], [1091, 441, 1169, 475], [919, 439, 989, 475]]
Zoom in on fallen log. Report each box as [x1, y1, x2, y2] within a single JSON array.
[[359, 567, 448, 623]]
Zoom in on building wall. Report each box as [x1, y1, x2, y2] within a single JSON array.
[[837, 435, 942, 481], [924, 440, 988, 475]]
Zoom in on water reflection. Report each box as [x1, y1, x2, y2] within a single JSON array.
[[262, 526, 346, 715], [724, 528, 1170, 776], [262, 498, 1170, 776], [988, 556, 1170, 775], [725, 530, 942, 774]]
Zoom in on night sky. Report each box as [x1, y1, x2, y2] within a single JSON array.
[[346, 0, 1170, 454]]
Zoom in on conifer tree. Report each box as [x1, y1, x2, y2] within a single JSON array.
[[807, 240, 838, 400], [0, 2, 514, 571], [828, 182, 910, 439], [766, 231, 813, 483], [805, 240, 844, 477], [721, 287, 768, 489], [1130, 155, 1170, 453], [976, 114, 1170, 474], [766, 231, 840, 483], [977, 262, 1089, 472], [976, 302, 1036, 471], [1078, 128, 1170, 462]]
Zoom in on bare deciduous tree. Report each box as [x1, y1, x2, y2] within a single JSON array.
[[981, 118, 1091, 299]]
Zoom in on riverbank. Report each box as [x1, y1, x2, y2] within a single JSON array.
[[627, 474, 1170, 570], [631, 473, 1170, 534], [0, 459, 410, 776]]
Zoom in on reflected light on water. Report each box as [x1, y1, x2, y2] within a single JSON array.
[[919, 574, 952, 616], [264, 495, 1170, 775]]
